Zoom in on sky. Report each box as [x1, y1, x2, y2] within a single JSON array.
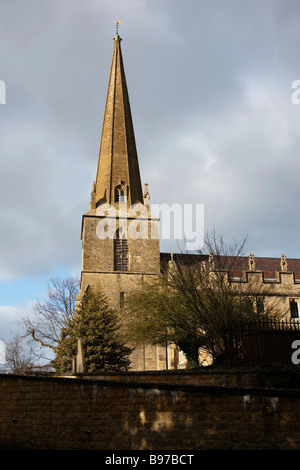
[[1, 0, 300, 340]]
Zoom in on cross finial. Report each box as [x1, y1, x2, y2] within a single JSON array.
[[115, 20, 123, 35]]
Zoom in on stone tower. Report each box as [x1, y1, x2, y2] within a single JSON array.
[[77, 33, 167, 370]]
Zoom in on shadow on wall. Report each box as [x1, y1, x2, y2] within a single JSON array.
[[0, 375, 300, 450], [93, 384, 300, 451]]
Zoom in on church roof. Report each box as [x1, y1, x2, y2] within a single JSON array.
[[160, 252, 300, 280], [94, 33, 143, 208]]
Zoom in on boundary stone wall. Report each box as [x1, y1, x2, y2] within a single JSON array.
[[80, 368, 258, 387], [0, 372, 300, 450]]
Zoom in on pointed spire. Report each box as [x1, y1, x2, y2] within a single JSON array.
[[94, 33, 143, 209]]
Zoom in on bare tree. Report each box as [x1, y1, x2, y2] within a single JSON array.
[[3, 334, 37, 374], [20, 276, 80, 365], [124, 230, 283, 367]]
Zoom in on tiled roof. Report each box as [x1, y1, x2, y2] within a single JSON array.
[[160, 252, 300, 280]]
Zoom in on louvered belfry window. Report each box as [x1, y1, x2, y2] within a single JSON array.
[[115, 185, 126, 203], [114, 229, 128, 271]]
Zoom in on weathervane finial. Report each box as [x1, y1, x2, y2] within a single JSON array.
[[115, 20, 123, 35]]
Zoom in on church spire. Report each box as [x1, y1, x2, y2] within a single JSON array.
[[93, 32, 143, 209]]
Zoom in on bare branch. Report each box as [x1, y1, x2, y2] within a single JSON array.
[[18, 276, 80, 366]]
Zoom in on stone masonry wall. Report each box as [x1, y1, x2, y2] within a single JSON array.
[[0, 373, 300, 450]]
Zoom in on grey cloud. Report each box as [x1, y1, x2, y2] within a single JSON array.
[[1, 0, 300, 281]]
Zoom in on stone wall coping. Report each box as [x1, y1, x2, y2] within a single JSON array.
[[1, 372, 300, 398], [80, 368, 256, 376]]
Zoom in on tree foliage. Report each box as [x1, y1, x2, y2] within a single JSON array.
[[53, 286, 132, 373]]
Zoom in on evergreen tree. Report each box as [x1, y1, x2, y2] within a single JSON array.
[[53, 286, 132, 373]]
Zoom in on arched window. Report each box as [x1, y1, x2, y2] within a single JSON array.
[[114, 228, 128, 271], [114, 184, 126, 203]]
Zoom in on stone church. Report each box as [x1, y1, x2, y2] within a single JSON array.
[[77, 32, 300, 371]]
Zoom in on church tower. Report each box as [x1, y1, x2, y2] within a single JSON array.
[[77, 32, 166, 370]]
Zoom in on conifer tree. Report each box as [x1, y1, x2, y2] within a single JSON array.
[[53, 286, 132, 373]]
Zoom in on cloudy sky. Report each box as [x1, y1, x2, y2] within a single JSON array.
[[0, 0, 300, 339]]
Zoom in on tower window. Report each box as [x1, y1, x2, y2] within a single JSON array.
[[120, 292, 125, 309], [290, 299, 299, 319], [114, 184, 126, 203], [256, 298, 264, 314], [114, 229, 128, 271]]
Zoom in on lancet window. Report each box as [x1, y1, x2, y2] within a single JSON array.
[[114, 184, 126, 203], [114, 228, 128, 271]]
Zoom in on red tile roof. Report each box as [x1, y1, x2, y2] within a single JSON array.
[[160, 252, 300, 280]]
